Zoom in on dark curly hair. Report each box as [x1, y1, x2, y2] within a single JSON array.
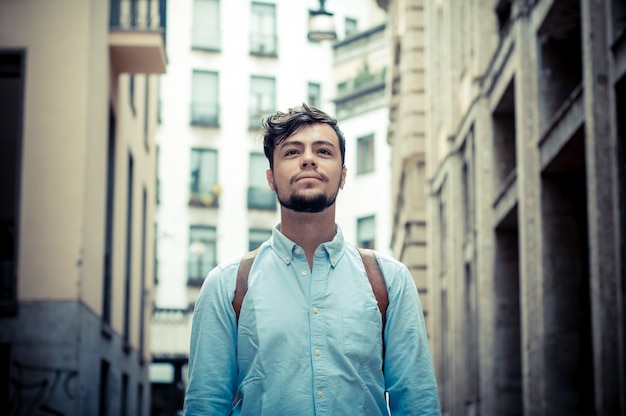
[[261, 104, 346, 170]]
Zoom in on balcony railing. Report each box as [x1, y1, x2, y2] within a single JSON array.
[[109, 0, 167, 74], [334, 69, 386, 119], [190, 102, 220, 127], [333, 23, 386, 62], [110, 0, 166, 31], [250, 34, 278, 57]]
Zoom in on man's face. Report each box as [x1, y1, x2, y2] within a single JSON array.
[[266, 123, 347, 213]]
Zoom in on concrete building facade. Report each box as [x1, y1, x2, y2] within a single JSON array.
[[149, 1, 387, 414], [381, 0, 625, 414], [0, 0, 166, 414]]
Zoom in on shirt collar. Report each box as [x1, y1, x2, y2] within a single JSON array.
[[270, 224, 346, 266]]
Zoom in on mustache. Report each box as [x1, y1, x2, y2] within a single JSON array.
[[289, 172, 329, 184]]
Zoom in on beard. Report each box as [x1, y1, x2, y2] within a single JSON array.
[[277, 191, 338, 213], [274, 173, 342, 213]]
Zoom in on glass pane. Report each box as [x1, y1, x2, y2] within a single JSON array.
[[357, 135, 375, 174], [192, 0, 220, 49], [189, 226, 217, 278], [192, 71, 218, 124], [308, 82, 321, 108], [248, 228, 272, 250], [190, 149, 217, 195], [357, 215, 376, 249], [249, 153, 268, 187], [250, 76, 275, 125], [251, 2, 275, 36]]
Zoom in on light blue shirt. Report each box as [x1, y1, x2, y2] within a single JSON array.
[[184, 226, 440, 415]]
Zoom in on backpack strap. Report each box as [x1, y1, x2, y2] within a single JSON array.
[[232, 247, 388, 328], [232, 248, 259, 323], [356, 247, 388, 332]]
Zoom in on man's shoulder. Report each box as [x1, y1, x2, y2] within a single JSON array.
[[356, 248, 407, 272], [205, 257, 241, 284]]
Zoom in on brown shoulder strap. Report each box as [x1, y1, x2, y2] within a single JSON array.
[[232, 248, 259, 323], [232, 247, 389, 329], [357, 247, 388, 330]]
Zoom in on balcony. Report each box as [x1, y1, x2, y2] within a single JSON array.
[[190, 102, 220, 127], [334, 67, 386, 119], [333, 23, 386, 63], [109, 0, 167, 74], [250, 34, 278, 57]]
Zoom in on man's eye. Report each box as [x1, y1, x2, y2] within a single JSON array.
[[285, 149, 298, 156], [319, 149, 332, 155]]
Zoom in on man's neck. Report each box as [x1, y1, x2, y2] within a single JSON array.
[[279, 206, 337, 268]]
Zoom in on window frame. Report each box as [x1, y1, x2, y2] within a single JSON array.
[[191, 0, 221, 51], [356, 134, 375, 175], [188, 225, 217, 285], [191, 70, 219, 127], [189, 148, 219, 208], [357, 215, 376, 249], [249, 75, 276, 129]]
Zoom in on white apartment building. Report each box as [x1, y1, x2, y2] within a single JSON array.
[[150, 1, 388, 413]]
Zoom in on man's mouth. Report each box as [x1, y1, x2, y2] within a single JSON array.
[[291, 173, 327, 183]]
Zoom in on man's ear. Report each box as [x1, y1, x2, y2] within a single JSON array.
[[340, 166, 347, 189], [266, 169, 275, 191]]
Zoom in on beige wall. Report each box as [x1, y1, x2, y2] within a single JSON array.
[[0, 0, 158, 349]]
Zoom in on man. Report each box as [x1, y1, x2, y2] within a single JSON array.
[[183, 105, 440, 415]]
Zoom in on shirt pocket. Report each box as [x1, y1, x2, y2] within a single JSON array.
[[342, 308, 383, 366]]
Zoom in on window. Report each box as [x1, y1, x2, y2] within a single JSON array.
[[345, 17, 358, 37], [98, 360, 110, 416], [250, 2, 277, 55], [249, 229, 272, 251], [121, 373, 128, 416], [248, 153, 276, 210], [191, 70, 219, 126], [356, 134, 375, 175], [190, 148, 219, 207], [249, 76, 275, 128], [123, 154, 134, 349], [307, 82, 321, 108], [188, 226, 217, 285], [192, 0, 220, 50], [0, 51, 25, 315], [129, 74, 136, 114], [102, 107, 116, 325], [357, 216, 376, 249], [139, 188, 147, 363], [143, 75, 150, 149], [337, 81, 348, 96]]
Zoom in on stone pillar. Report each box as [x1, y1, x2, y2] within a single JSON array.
[[580, 0, 625, 413], [513, 2, 546, 415]]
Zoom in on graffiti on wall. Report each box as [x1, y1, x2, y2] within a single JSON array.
[[9, 361, 78, 416]]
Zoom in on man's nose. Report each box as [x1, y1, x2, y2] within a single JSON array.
[[300, 149, 317, 168]]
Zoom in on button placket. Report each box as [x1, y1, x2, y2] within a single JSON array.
[[309, 256, 330, 410]]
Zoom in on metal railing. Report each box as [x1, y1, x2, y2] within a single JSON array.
[[109, 0, 167, 33]]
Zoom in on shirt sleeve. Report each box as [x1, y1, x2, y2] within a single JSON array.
[[381, 258, 442, 415], [183, 263, 239, 415]]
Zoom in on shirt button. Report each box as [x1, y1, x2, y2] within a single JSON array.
[[284, 256, 291, 262], [312, 306, 319, 314], [301, 270, 308, 276], [295, 248, 302, 255], [314, 348, 321, 356], [330, 257, 336, 264], [317, 390, 324, 398]]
